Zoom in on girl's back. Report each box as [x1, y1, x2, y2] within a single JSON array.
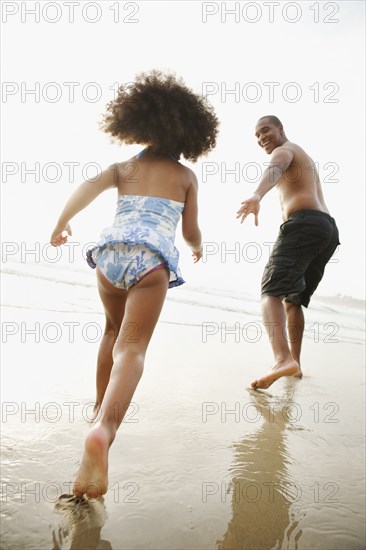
[[116, 149, 194, 204]]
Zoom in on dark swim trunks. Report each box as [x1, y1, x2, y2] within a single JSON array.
[[261, 210, 340, 307]]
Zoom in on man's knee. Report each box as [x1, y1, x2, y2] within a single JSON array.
[[284, 301, 302, 312], [261, 293, 285, 303]]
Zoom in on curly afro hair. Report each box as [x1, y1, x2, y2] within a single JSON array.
[[100, 70, 219, 162]]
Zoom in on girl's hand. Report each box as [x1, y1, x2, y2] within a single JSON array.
[[192, 247, 202, 263], [50, 223, 72, 246]]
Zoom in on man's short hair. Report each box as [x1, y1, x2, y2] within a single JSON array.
[[258, 115, 283, 127]]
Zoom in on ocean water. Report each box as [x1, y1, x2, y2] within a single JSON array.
[[1, 260, 365, 549], [1, 259, 364, 341]]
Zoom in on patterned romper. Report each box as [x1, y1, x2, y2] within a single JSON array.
[[86, 194, 185, 290]]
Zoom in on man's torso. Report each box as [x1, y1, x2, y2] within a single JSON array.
[[276, 142, 329, 221]]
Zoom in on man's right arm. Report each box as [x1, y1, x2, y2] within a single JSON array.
[[255, 146, 294, 199], [237, 146, 293, 225]]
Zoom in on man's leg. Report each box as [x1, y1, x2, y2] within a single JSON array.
[[251, 295, 301, 390], [284, 302, 304, 376], [281, 219, 339, 377]]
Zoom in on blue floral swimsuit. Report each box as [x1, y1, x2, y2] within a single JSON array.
[[86, 193, 185, 290]]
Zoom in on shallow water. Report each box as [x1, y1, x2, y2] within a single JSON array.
[[1, 264, 365, 549]]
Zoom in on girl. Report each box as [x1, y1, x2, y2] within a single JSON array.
[[50, 70, 219, 498]]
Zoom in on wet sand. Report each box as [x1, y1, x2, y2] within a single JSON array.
[[1, 272, 365, 549]]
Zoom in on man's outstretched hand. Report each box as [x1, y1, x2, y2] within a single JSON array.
[[236, 194, 260, 225]]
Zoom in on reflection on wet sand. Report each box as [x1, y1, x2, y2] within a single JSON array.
[[52, 494, 112, 550], [218, 382, 303, 550]]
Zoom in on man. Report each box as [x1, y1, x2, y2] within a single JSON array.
[[237, 116, 340, 389]]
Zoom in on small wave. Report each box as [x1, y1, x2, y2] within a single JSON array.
[[2, 261, 365, 333]]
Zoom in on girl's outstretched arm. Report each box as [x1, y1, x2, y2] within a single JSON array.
[[50, 165, 118, 246], [182, 172, 202, 263]]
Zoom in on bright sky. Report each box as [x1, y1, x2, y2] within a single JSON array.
[[1, 0, 365, 299]]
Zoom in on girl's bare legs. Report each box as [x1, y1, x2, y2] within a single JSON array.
[[73, 268, 169, 498], [92, 270, 126, 419]]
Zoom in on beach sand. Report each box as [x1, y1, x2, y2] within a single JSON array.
[[1, 268, 365, 549]]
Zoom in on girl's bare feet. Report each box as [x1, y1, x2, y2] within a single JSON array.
[[73, 425, 109, 499], [87, 403, 102, 424]]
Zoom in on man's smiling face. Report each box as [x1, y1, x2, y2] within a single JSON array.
[[255, 118, 284, 154]]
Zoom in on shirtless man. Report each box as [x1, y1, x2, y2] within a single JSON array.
[[237, 116, 340, 389]]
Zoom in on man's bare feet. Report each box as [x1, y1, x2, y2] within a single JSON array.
[[251, 358, 301, 390], [292, 360, 303, 379], [293, 369, 303, 379], [73, 425, 109, 499]]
